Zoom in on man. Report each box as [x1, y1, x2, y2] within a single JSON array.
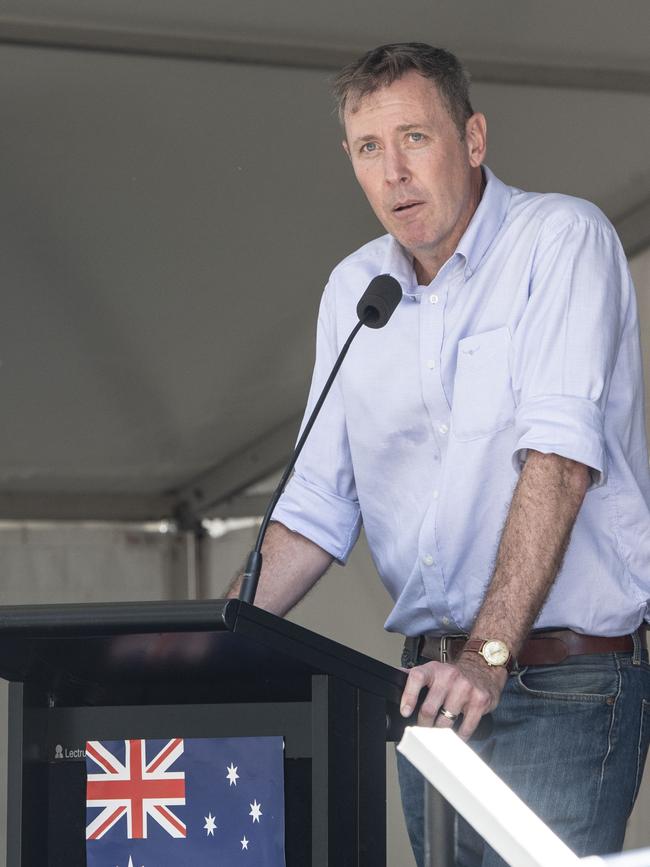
[[230, 43, 650, 866]]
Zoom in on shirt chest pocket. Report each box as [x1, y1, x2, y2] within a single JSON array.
[[451, 326, 516, 441]]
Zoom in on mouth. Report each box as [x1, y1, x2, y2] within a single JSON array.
[[392, 201, 424, 216]]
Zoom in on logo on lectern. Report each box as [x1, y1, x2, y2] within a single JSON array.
[[54, 743, 86, 760]]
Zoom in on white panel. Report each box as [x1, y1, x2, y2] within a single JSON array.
[[399, 727, 581, 867], [0, 524, 183, 604]]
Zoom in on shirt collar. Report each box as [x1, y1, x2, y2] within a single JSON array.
[[380, 235, 417, 293], [380, 165, 512, 290], [456, 165, 511, 277]]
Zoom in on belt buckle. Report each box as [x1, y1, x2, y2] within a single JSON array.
[[440, 633, 466, 664]]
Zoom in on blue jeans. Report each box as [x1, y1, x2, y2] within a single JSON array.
[[397, 647, 650, 867]]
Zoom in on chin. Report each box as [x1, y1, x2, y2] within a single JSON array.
[[388, 219, 433, 245], [396, 230, 436, 253]]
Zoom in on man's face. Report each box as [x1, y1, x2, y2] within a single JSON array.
[[343, 71, 486, 275]]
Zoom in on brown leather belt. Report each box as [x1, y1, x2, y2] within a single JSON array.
[[414, 629, 642, 667]]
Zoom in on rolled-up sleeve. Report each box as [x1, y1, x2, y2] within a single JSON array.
[[272, 280, 362, 563], [510, 215, 632, 487]]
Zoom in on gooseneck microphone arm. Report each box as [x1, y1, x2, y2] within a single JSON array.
[[238, 274, 402, 605], [238, 317, 366, 605]]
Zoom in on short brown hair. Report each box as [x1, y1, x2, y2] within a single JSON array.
[[333, 42, 474, 138]]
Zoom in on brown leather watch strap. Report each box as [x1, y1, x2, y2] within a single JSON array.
[[464, 639, 488, 654]]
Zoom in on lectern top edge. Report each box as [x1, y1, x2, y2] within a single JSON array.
[[0, 597, 236, 636]]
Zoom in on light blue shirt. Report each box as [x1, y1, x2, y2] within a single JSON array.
[[273, 167, 650, 637]]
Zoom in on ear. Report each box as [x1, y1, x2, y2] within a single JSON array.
[[342, 139, 352, 160], [465, 113, 487, 168]]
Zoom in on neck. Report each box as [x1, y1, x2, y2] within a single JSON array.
[[413, 166, 485, 285]]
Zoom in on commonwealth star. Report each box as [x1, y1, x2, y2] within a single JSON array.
[[204, 812, 217, 836]]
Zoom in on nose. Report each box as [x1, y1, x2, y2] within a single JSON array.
[[384, 146, 410, 185]]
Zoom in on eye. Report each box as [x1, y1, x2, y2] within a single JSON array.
[[408, 132, 425, 143], [360, 141, 378, 154]]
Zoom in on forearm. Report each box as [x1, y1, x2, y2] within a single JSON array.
[[401, 450, 591, 736], [227, 521, 334, 616], [468, 449, 590, 655]]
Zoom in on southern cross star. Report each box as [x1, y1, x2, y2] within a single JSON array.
[[204, 813, 217, 836], [249, 800, 262, 823], [226, 762, 240, 786], [241, 835, 249, 850]]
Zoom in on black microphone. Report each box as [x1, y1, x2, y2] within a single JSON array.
[[357, 274, 403, 328], [239, 274, 402, 605]]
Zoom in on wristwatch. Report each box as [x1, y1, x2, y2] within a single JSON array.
[[462, 638, 513, 672]]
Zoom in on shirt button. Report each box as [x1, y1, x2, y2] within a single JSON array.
[[442, 616, 451, 626], [438, 423, 449, 435], [426, 359, 436, 370], [429, 293, 439, 304], [422, 553, 434, 567], [432, 490, 439, 500]]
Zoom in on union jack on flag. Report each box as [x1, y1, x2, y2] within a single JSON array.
[[86, 738, 186, 840]]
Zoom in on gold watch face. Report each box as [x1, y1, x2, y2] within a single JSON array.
[[481, 640, 510, 667]]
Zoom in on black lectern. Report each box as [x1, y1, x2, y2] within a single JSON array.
[[0, 598, 410, 866]]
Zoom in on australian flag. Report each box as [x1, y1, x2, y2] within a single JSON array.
[[85, 736, 285, 866]]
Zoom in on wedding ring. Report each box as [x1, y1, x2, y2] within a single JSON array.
[[438, 706, 459, 722]]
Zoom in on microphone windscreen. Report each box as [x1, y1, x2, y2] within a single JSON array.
[[356, 274, 403, 329]]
